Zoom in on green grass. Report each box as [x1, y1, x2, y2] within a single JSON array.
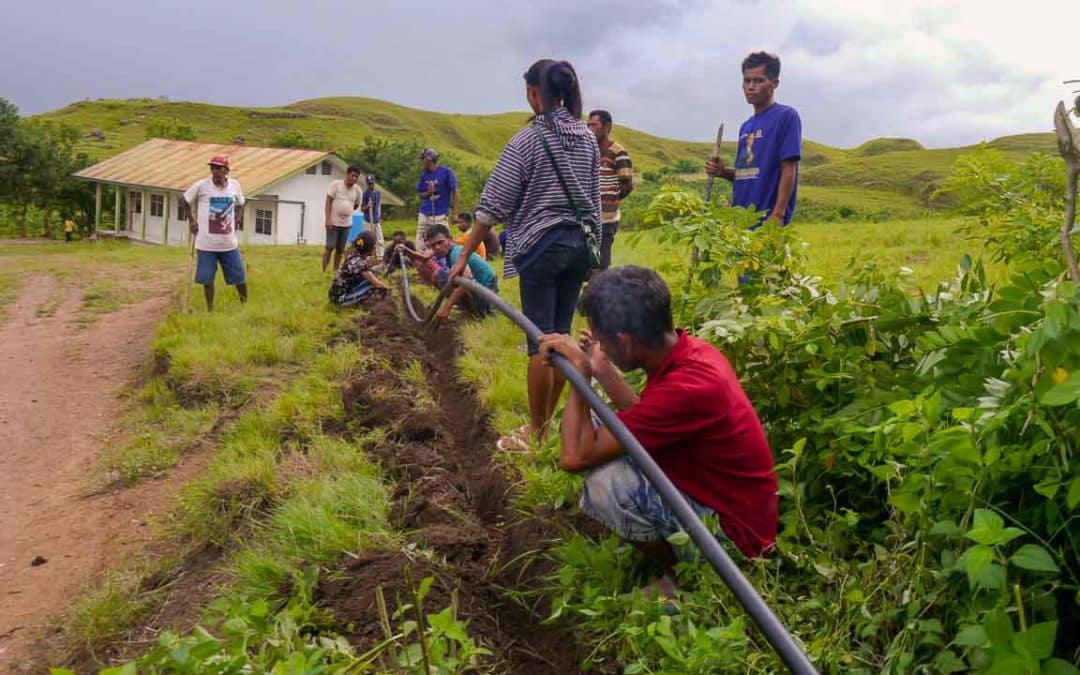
[[38, 243, 405, 667]]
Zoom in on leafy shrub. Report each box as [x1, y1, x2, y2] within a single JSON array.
[[558, 166, 1080, 672]]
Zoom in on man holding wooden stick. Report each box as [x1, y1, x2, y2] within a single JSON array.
[[706, 51, 801, 227], [181, 155, 247, 312]]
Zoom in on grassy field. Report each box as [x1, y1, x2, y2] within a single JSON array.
[[0, 209, 1009, 671]]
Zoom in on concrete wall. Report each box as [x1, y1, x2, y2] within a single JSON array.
[[120, 159, 348, 246]]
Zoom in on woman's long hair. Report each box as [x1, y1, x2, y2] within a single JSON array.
[[523, 59, 582, 118]]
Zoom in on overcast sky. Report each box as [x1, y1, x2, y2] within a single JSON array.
[[2, 0, 1076, 148]]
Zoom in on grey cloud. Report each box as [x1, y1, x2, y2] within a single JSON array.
[[0, 0, 1064, 148]]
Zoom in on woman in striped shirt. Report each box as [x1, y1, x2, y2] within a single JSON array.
[[449, 58, 600, 450]]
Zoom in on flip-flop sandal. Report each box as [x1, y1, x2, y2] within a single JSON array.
[[496, 434, 531, 453]]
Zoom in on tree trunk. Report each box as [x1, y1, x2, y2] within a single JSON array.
[[19, 201, 28, 238], [43, 209, 51, 239]]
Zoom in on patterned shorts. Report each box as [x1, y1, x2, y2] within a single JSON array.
[[580, 455, 724, 558]]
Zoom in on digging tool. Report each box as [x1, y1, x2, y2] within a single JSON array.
[[681, 122, 724, 320], [182, 234, 196, 312]]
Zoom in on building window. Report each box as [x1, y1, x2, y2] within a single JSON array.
[[306, 165, 317, 175], [255, 209, 273, 235], [320, 160, 331, 175], [150, 194, 164, 218], [130, 191, 141, 214], [177, 200, 187, 221]]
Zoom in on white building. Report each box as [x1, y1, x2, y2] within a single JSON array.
[[75, 138, 404, 246]]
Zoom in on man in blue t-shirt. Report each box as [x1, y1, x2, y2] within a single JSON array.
[[706, 51, 801, 227], [416, 147, 459, 252], [361, 174, 385, 258]]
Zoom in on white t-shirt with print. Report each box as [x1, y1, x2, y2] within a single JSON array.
[[184, 177, 245, 252], [327, 179, 362, 228]]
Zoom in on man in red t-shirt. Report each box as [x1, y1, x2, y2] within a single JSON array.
[[539, 265, 777, 599]]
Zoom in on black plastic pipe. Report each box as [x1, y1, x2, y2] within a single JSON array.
[[399, 269, 818, 674]]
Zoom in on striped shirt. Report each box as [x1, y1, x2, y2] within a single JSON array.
[[599, 140, 633, 224], [476, 107, 600, 277]]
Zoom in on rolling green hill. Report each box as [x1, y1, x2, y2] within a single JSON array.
[[34, 96, 1056, 218]]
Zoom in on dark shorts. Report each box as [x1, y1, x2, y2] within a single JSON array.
[[196, 249, 246, 286], [518, 232, 590, 356], [599, 220, 618, 269], [325, 227, 349, 253]]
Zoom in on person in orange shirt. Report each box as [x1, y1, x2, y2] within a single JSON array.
[[453, 212, 486, 260]]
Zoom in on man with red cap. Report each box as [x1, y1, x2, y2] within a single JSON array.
[[181, 155, 248, 311]]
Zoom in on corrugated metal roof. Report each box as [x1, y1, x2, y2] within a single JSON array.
[[74, 138, 405, 206]]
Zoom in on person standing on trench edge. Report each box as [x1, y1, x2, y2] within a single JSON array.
[[416, 148, 458, 252], [448, 58, 600, 452], [181, 155, 248, 312], [587, 109, 633, 269], [324, 165, 364, 272], [705, 51, 801, 228], [538, 266, 777, 601]]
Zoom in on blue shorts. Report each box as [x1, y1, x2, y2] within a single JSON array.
[[581, 456, 722, 559], [196, 249, 246, 286]]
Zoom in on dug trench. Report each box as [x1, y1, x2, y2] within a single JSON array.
[[317, 295, 597, 673]]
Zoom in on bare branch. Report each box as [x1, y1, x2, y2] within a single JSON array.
[[1053, 101, 1080, 284]]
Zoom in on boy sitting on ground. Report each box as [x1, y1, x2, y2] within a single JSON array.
[[382, 230, 417, 275], [398, 224, 498, 321], [454, 213, 486, 260], [538, 266, 777, 600], [329, 231, 391, 307]]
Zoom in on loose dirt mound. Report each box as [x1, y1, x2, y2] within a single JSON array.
[[317, 296, 592, 673]]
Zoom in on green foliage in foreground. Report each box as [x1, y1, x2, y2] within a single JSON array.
[[462, 150, 1080, 672]]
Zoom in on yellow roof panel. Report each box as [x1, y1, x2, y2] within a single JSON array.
[[74, 138, 405, 206]]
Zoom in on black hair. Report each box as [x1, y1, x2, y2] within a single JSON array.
[[346, 165, 361, 175], [578, 266, 673, 346], [455, 212, 474, 223], [523, 59, 583, 118], [353, 230, 377, 255], [742, 51, 781, 80], [427, 224, 452, 240], [391, 230, 406, 238], [589, 110, 612, 126]]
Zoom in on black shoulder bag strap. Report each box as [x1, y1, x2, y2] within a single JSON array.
[[530, 125, 602, 269]]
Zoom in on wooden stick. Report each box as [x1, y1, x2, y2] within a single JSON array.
[[1053, 101, 1080, 284], [182, 236, 196, 313], [703, 122, 726, 204], [683, 123, 725, 316]]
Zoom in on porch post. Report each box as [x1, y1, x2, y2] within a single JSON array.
[[113, 186, 121, 234], [140, 190, 147, 241], [94, 183, 101, 233], [163, 193, 170, 245]]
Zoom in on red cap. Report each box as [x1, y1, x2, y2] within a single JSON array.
[[208, 155, 230, 169]]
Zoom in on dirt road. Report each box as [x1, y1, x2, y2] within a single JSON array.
[[0, 274, 172, 665]]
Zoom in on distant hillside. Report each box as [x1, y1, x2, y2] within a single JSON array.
[[34, 96, 1057, 218]]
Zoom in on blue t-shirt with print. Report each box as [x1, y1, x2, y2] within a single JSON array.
[[448, 245, 497, 290], [417, 165, 458, 217], [731, 103, 801, 226]]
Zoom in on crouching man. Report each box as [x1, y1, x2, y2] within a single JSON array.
[[538, 266, 777, 598], [397, 224, 498, 321]]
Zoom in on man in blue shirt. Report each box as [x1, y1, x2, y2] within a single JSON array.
[[416, 148, 459, 252], [361, 174, 385, 258], [706, 51, 801, 227]]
